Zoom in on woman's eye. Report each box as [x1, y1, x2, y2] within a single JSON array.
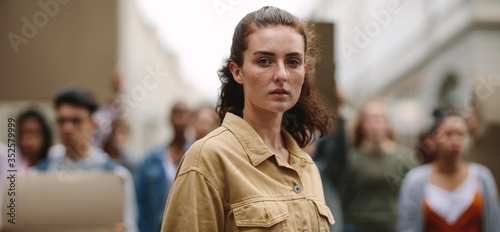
[[257, 59, 271, 65], [288, 60, 301, 66]]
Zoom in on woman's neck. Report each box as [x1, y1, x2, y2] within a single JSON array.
[[171, 133, 186, 146], [106, 146, 121, 160], [23, 153, 39, 167], [169, 134, 186, 165], [361, 139, 393, 154], [434, 155, 465, 175], [65, 142, 91, 160], [242, 106, 288, 161]]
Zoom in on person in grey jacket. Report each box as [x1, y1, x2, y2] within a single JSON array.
[[398, 109, 499, 232]]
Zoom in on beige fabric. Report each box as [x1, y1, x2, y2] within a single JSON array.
[[161, 112, 334, 231]]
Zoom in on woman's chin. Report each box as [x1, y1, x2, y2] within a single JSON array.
[[444, 151, 461, 160], [259, 106, 289, 114]]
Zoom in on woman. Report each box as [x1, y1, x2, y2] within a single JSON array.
[[161, 6, 334, 231], [341, 98, 414, 232], [17, 109, 53, 171], [103, 118, 136, 173], [398, 109, 500, 232]]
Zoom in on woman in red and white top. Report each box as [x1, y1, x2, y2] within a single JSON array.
[[398, 109, 500, 232]]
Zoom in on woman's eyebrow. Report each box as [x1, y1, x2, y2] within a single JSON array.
[[285, 52, 303, 57], [253, 51, 275, 56], [253, 51, 303, 57]]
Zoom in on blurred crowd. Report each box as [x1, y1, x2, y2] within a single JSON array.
[[0, 72, 219, 232], [0, 71, 498, 232]]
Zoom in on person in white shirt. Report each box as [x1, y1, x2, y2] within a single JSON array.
[[33, 87, 138, 232]]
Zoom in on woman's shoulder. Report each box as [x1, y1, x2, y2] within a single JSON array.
[[403, 164, 432, 183], [177, 126, 243, 173], [470, 163, 495, 181]]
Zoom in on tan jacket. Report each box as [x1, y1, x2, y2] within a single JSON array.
[[161, 113, 335, 232]]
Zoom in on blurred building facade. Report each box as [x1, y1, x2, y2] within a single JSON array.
[[0, 0, 203, 157], [312, 0, 500, 187]]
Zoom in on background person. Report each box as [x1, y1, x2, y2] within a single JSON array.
[[16, 109, 53, 171], [192, 105, 218, 140], [313, 89, 350, 232], [398, 109, 500, 232], [340, 98, 415, 232], [93, 70, 123, 148], [34, 87, 138, 232], [135, 101, 192, 232], [103, 118, 137, 174]]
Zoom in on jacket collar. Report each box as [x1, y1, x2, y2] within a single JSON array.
[[221, 112, 305, 167]]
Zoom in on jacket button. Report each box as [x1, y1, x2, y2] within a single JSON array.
[[292, 159, 297, 164], [293, 185, 302, 193]]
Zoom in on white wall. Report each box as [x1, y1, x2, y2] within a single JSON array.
[[117, 0, 204, 157]]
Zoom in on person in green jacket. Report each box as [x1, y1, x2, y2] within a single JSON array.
[[341, 98, 415, 232]]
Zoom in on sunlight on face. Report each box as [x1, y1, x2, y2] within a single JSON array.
[[232, 25, 306, 114]]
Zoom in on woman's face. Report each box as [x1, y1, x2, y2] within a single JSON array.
[[361, 101, 390, 142], [19, 118, 44, 158], [433, 116, 468, 159], [231, 25, 306, 114]]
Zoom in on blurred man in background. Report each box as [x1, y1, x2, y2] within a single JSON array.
[[34, 87, 138, 232], [135, 101, 192, 232]]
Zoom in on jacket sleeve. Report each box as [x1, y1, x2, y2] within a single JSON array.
[[397, 169, 424, 232], [478, 165, 500, 232], [161, 169, 224, 232]]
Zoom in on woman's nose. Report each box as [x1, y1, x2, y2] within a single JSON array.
[[273, 62, 287, 83]]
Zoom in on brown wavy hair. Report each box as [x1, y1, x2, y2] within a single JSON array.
[[216, 6, 331, 148]]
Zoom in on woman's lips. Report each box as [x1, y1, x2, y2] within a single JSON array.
[[270, 88, 289, 95]]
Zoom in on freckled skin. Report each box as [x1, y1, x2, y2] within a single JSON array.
[[232, 25, 306, 114]]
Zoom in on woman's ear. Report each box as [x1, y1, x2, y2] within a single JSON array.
[[230, 61, 244, 84]]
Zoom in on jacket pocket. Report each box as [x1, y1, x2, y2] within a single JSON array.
[[233, 201, 288, 231], [312, 200, 335, 232]]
